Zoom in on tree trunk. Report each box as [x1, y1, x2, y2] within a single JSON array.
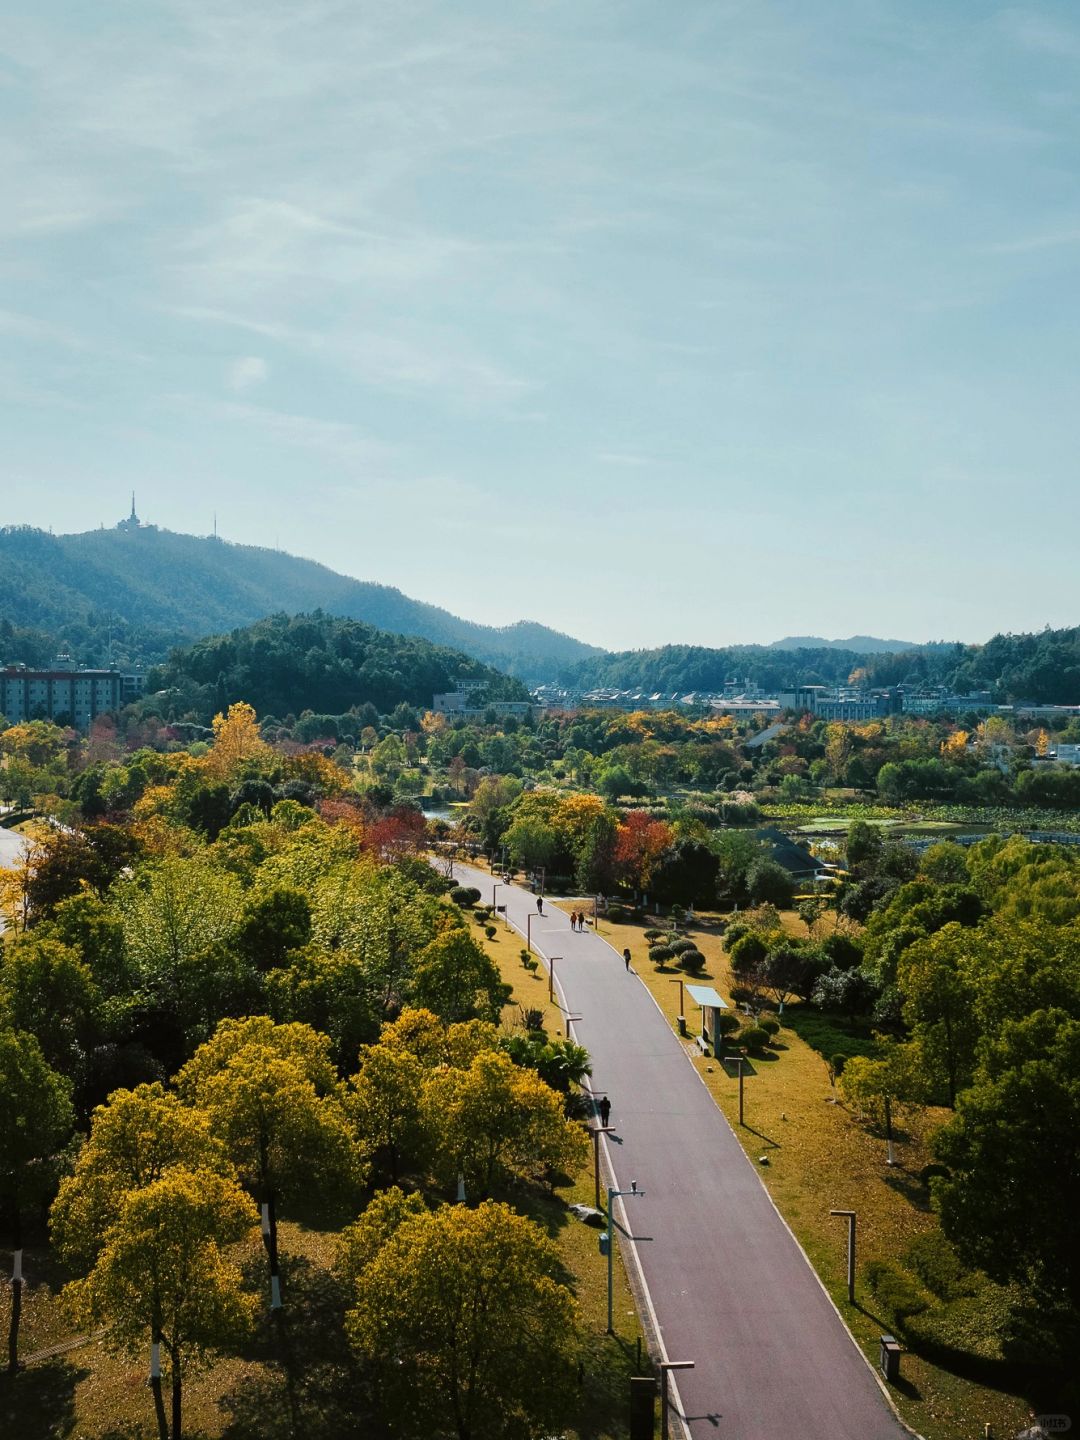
[[171, 1365, 182, 1440], [150, 1334, 168, 1440], [8, 1209, 23, 1375]]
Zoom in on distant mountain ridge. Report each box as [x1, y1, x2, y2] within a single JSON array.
[[0, 524, 602, 679], [768, 634, 920, 653]]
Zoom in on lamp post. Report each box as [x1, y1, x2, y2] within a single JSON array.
[[565, 1014, 582, 1038], [668, 976, 685, 1019], [548, 955, 561, 1004], [589, 1125, 614, 1208], [830, 1209, 857, 1303], [492, 882, 505, 928], [606, 1182, 645, 1333], [734, 1056, 745, 1126], [884, 1095, 896, 1166], [526, 912, 533, 952], [593, 893, 600, 933], [659, 1360, 694, 1440]]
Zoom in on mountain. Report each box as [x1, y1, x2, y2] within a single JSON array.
[[150, 612, 525, 722], [768, 634, 920, 653], [0, 524, 602, 680]]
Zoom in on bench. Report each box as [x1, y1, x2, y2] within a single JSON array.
[[694, 1034, 710, 1057]]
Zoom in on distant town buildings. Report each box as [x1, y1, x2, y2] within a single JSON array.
[[0, 656, 146, 731], [432, 679, 533, 721]]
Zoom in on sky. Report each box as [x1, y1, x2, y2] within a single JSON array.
[[3, 1, 1080, 653]]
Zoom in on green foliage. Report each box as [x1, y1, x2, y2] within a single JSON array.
[[413, 930, 509, 1026], [343, 1199, 582, 1440], [738, 1025, 770, 1053], [864, 1260, 929, 1325]]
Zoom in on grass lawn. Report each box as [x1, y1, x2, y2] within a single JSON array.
[[0, 909, 648, 1440], [549, 897, 1038, 1440]]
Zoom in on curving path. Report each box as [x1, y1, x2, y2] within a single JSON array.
[[455, 862, 914, 1440]]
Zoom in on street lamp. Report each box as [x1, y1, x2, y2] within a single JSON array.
[[526, 912, 534, 952], [830, 1209, 857, 1303], [589, 1125, 614, 1208], [605, 1182, 645, 1333], [659, 1360, 694, 1440], [548, 955, 562, 1004], [668, 976, 685, 1020], [565, 1014, 582, 1038], [492, 882, 506, 928]]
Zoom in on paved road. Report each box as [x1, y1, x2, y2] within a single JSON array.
[[458, 864, 912, 1440], [0, 826, 27, 870]]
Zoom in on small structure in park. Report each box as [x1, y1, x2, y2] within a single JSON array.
[[685, 984, 728, 1055]]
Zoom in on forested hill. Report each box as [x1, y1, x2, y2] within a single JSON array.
[[561, 628, 1080, 703], [149, 613, 526, 721], [0, 524, 601, 679]]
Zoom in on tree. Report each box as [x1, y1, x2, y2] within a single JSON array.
[[114, 854, 244, 1027], [51, 1083, 233, 1268], [177, 1018, 365, 1308], [424, 1050, 588, 1198], [351, 1042, 427, 1182], [761, 945, 810, 1011], [897, 924, 980, 1107], [797, 896, 824, 938], [234, 886, 312, 970], [933, 1010, 1080, 1310], [574, 810, 619, 894], [206, 701, 270, 780], [412, 930, 509, 1025], [615, 811, 673, 894], [0, 936, 102, 1086], [64, 1167, 258, 1440], [502, 815, 557, 874], [0, 1030, 73, 1372], [343, 1199, 581, 1440], [745, 857, 795, 908]]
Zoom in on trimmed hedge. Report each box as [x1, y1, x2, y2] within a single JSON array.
[[450, 886, 481, 907], [677, 949, 707, 973]]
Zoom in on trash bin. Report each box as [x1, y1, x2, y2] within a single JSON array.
[[879, 1334, 902, 1381], [599, 1231, 610, 1257], [677, 1015, 687, 1037]]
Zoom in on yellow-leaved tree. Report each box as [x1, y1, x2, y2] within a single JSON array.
[[343, 1197, 581, 1440], [206, 702, 269, 780], [64, 1166, 258, 1440], [177, 1017, 365, 1310]]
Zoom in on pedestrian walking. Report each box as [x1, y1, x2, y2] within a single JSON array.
[[536, 895, 543, 914], [598, 1095, 611, 1127], [570, 910, 578, 931], [623, 947, 631, 971]]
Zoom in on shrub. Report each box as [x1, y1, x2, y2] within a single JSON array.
[[669, 938, 696, 956], [644, 928, 663, 941], [607, 904, 630, 922], [723, 921, 749, 949], [677, 949, 707, 973], [715, 1012, 741, 1039], [519, 949, 531, 965], [521, 1007, 545, 1032], [758, 1016, 780, 1038], [919, 1162, 951, 1190], [484, 925, 497, 940], [650, 944, 674, 964], [905, 1233, 977, 1303], [864, 1260, 928, 1329], [729, 933, 767, 975], [739, 1025, 770, 1053], [450, 885, 481, 907]]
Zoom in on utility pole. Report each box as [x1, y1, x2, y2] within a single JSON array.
[[589, 1125, 614, 1208]]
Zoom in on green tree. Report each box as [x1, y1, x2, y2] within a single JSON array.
[[412, 930, 509, 1025], [745, 857, 795, 908], [114, 854, 244, 1022], [64, 1167, 258, 1440], [898, 924, 980, 1107], [933, 1010, 1080, 1310], [0, 935, 102, 1088], [0, 1030, 74, 1372], [344, 1199, 581, 1440], [234, 886, 312, 970]]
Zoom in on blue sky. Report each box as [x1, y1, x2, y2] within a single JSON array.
[[3, 1, 1080, 651]]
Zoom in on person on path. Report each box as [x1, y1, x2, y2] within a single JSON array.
[[623, 947, 631, 971], [598, 1095, 611, 1127], [571, 910, 578, 931], [536, 895, 543, 914]]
